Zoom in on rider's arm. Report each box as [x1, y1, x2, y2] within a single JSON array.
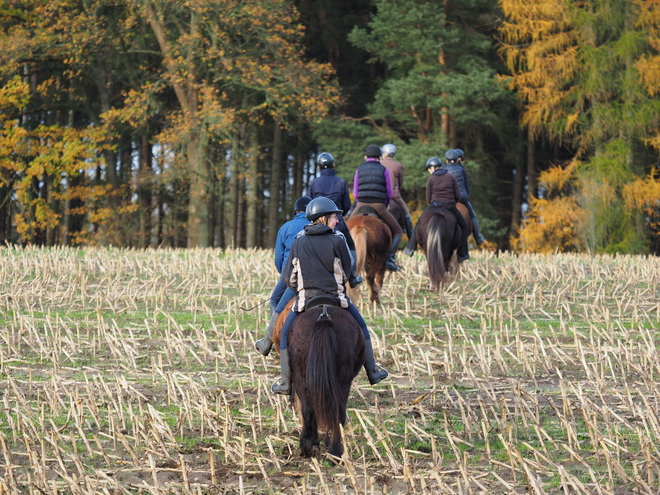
[[274, 226, 286, 273], [353, 170, 360, 202], [384, 169, 393, 206]]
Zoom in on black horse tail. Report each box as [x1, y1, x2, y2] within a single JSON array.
[[427, 213, 447, 287], [306, 316, 342, 443]]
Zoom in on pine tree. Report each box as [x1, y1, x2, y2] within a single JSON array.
[[501, 0, 660, 253]]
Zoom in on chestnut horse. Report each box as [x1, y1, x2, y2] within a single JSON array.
[[346, 213, 391, 304], [414, 207, 461, 289], [272, 301, 364, 457]]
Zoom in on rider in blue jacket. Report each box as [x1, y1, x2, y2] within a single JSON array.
[[255, 196, 311, 356], [271, 197, 389, 395]]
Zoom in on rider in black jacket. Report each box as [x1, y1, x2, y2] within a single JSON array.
[[271, 197, 389, 395], [444, 149, 485, 245]]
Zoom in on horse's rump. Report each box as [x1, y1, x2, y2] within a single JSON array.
[[417, 207, 458, 288], [346, 215, 391, 304], [288, 306, 364, 456]]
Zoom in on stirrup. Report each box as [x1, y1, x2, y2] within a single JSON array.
[[349, 274, 363, 288], [271, 378, 291, 395], [384, 259, 400, 272]]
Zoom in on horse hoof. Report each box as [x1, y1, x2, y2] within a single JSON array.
[[403, 247, 415, 257]]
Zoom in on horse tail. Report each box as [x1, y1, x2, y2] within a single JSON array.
[[306, 316, 342, 439], [351, 225, 368, 275], [427, 214, 447, 287]]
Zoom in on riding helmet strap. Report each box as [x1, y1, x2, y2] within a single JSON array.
[[317, 305, 332, 321]]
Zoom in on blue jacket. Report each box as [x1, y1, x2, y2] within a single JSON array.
[[274, 212, 310, 274], [308, 169, 352, 215]]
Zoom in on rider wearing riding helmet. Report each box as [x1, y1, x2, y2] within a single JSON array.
[[255, 196, 312, 357], [308, 152, 362, 288], [444, 149, 485, 245], [403, 157, 470, 262], [353, 145, 404, 272], [271, 197, 389, 395], [380, 143, 414, 240]]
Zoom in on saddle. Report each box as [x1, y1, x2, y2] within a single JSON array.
[[353, 205, 381, 219], [304, 294, 340, 311]]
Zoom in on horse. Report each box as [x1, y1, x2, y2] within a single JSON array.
[[456, 203, 474, 244], [272, 300, 364, 458], [414, 206, 463, 289], [346, 209, 391, 304]]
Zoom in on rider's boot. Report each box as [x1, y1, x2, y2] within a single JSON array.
[[457, 237, 470, 263], [467, 202, 485, 245], [405, 216, 414, 241], [271, 349, 291, 395], [471, 214, 485, 245], [255, 312, 278, 356], [348, 250, 363, 288], [363, 339, 389, 385], [384, 236, 401, 272], [403, 229, 416, 256]]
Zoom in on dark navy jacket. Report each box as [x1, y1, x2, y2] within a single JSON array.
[[274, 212, 309, 274], [308, 169, 351, 215], [353, 159, 393, 204], [443, 163, 470, 203]]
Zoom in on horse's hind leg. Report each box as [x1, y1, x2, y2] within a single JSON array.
[[299, 394, 319, 457]]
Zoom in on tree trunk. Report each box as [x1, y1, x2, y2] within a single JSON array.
[[187, 136, 209, 247], [228, 132, 240, 247], [138, 133, 153, 248], [293, 152, 303, 201], [509, 130, 525, 238], [146, 1, 208, 248], [526, 128, 536, 201], [246, 125, 260, 248], [46, 176, 59, 246], [267, 123, 283, 247]]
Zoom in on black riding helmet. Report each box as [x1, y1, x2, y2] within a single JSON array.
[[306, 197, 343, 221], [425, 157, 442, 169], [294, 196, 312, 212], [317, 152, 335, 169], [445, 149, 461, 162]]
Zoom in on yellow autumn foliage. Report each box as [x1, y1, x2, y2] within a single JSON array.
[[513, 162, 587, 253]]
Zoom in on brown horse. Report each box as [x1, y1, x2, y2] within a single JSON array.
[[415, 207, 462, 289], [346, 213, 391, 304], [272, 301, 364, 458]]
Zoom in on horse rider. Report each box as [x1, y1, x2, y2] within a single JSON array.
[[444, 149, 485, 245], [403, 157, 470, 262], [381, 143, 414, 241], [352, 145, 404, 272], [308, 152, 363, 288], [271, 197, 389, 395], [255, 196, 312, 356]]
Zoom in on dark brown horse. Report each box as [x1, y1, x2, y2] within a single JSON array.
[[346, 212, 391, 304], [415, 207, 462, 289], [272, 302, 364, 458]]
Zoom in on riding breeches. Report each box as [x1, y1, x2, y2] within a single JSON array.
[[279, 302, 371, 350], [354, 202, 403, 237], [392, 196, 411, 219]]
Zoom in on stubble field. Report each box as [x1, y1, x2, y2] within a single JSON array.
[[0, 246, 658, 494]]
